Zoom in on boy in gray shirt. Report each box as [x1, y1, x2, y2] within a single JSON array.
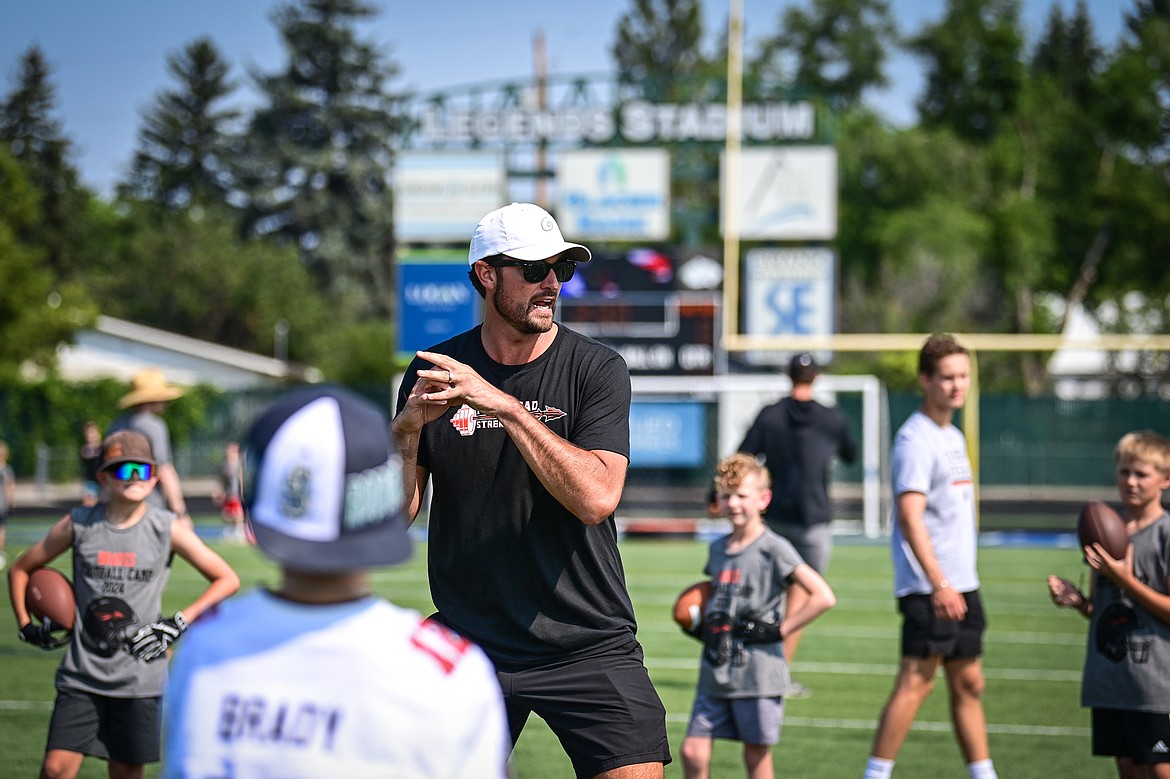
[[8, 430, 238, 779], [680, 453, 836, 777], [1049, 430, 1170, 778]]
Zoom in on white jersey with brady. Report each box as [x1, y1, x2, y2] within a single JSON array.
[[161, 589, 509, 778], [890, 410, 979, 598]]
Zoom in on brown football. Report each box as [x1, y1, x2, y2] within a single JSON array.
[[1077, 501, 1130, 560], [672, 580, 712, 633], [25, 567, 75, 630]]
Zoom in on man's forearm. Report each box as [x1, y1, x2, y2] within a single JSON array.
[[390, 417, 425, 524], [494, 397, 625, 525]]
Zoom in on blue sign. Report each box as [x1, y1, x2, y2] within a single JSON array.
[[629, 402, 706, 467], [396, 263, 479, 359]]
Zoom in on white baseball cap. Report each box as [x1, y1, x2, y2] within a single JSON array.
[[468, 202, 592, 266]]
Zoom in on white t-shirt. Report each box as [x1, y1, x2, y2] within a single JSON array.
[[161, 589, 509, 779], [890, 410, 979, 598]]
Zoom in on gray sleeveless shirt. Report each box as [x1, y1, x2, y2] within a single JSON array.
[[1081, 512, 1170, 712], [56, 503, 174, 697]]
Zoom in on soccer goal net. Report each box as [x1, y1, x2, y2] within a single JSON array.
[[628, 373, 890, 538]]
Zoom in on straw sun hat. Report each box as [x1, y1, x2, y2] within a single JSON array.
[[118, 369, 185, 409]]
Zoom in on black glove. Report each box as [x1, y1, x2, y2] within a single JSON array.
[[734, 615, 783, 644], [702, 612, 734, 667], [128, 612, 187, 662], [19, 621, 69, 650]]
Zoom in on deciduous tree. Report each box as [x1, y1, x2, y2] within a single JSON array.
[[749, 0, 898, 111], [0, 147, 93, 379], [909, 0, 1025, 142]]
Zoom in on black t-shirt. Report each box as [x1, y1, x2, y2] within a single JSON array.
[[739, 397, 857, 527], [396, 325, 636, 670]]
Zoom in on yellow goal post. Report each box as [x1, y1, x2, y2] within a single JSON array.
[[717, 332, 1170, 534]]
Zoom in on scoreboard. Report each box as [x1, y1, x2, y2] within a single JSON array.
[[558, 293, 722, 376]]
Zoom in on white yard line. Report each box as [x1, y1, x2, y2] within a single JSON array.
[[663, 712, 1089, 737], [647, 657, 1081, 682]]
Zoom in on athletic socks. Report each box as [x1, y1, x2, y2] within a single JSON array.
[[968, 759, 998, 779], [863, 756, 894, 779], [864, 755, 994, 777]]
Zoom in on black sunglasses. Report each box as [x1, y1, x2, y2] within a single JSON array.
[[492, 259, 577, 283]]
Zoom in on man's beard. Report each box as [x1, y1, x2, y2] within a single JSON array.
[[492, 280, 555, 335]]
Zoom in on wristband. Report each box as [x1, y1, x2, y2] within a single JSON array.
[[933, 579, 951, 594]]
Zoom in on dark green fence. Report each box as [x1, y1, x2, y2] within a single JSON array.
[[0, 382, 393, 484], [882, 393, 1170, 487], [1, 381, 1166, 493]]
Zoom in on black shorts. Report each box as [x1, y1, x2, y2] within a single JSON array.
[[45, 687, 161, 764], [1092, 708, 1170, 764], [496, 642, 671, 778], [898, 590, 986, 660]]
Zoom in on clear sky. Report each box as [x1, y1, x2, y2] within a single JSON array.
[[2, 0, 1130, 197]]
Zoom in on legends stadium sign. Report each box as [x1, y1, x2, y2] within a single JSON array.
[[414, 99, 817, 145]]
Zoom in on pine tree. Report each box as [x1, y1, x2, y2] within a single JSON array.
[[0, 46, 90, 278], [237, 0, 403, 319], [119, 38, 241, 210], [612, 0, 708, 103]]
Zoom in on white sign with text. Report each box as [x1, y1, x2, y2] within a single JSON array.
[[555, 149, 670, 240]]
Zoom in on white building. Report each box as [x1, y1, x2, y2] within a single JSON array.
[[50, 316, 322, 389]]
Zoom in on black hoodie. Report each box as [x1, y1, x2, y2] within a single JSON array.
[[738, 397, 858, 526]]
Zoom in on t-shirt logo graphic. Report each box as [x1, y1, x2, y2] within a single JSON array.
[[1096, 602, 1142, 663], [82, 596, 138, 657], [450, 404, 567, 437]]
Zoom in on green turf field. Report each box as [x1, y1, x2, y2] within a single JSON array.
[[1, 518, 1110, 778]]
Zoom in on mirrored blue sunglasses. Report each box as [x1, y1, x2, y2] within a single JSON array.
[[109, 462, 154, 482]]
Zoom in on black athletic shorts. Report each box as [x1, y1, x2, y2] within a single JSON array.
[[1092, 708, 1170, 764], [898, 590, 986, 659], [496, 641, 672, 778], [46, 687, 161, 764]]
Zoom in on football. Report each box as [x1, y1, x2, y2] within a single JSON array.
[[672, 580, 712, 633], [1077, 501, 1130, 561], [25, 567, 75, 630]]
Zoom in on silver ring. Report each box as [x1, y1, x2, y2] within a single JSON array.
[[446, 369, 453, 386]]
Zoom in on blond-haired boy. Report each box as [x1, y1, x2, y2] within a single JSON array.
[[680, 453, 836, 779], [1049, 430, 1170, 779]]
